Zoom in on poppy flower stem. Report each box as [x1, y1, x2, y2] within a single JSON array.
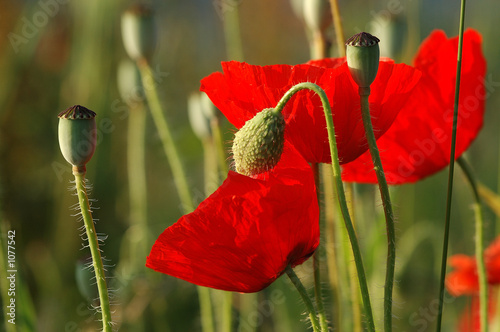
[[457, 156, 488, 332], [137, 59, 194, 213], [436, 1, 467, 330], [137, 60, 217, 332], [275, 82, 375, 331], [72, 166, 113, 332], [328, 0, 346, 57], [358, 87, 396, 332], [285, 266, 321, 332]]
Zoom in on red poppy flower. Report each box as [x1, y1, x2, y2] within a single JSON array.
[[341, 29, 486, 184], [446, 236, 500, 296], [146, 143, 319, 292], [200, 59, 420, 165]]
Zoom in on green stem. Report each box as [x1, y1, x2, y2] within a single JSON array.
[[275, 82, 375, 331], [458, 157, 488, 332], [285, 266, 321, 332], [137, 60, 216, 332], [73, 166, 112, 332], [435, 1, 466, 330], [328, 0, 346, 57], [312, 163, 330, 332], [137, 59, 194, 213], [210, 116, 229, 177], [127, 105, 148, 270], [358, 88, 396, 332], [222, 0, 244, 61]]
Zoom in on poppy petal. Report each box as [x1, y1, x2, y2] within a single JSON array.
[[200, 60, 420, 164], [342, 29, 486, 184], [146, 143, 319, 293]]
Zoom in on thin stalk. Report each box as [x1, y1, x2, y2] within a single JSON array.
[[275, 82, 375, 331], [328, 0, 346, 57], [73, 166, 112, 332], [219, 292, 233, 332], [210, 116, 229, 177], [222, 0, 244, 61], [358, 88, 396, 332], [435, 1, 467, 330], [458, 157, 488, 332], [285, 266, 321, 332], [136, 59, 194, 212], [322, 164, 343, 329], [312, 163, 330, 332], [127, 105, 148, 270], [137, 60, 216, 332]]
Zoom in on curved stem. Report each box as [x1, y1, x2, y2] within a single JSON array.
[[73, 167, 112, 332], [275, 82, 375, 331], [286, 266, 321, 332], [137, 60, 194, 213], [458, 157, 488, 332], [358, 88, 396, 332], [435, 1, 467, 330]]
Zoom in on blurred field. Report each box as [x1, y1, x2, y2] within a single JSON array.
[[1, 0, 500, 331]]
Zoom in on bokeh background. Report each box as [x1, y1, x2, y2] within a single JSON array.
[[1, 0, 500, 331]]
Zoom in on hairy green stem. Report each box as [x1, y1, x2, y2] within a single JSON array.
[[137, 60, 194, 213], [435, 1, 466, 330], [73, 166, 112, 332], [458, 157, 488, 332], [275, 82, 375, 331], [285, 266, 321, 332], [358, 88, 396, 332]]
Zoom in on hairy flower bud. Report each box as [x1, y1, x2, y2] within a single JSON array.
[[58, 105, 97, 169], [346, 32, 380, 88], [232, 109, 285, 176], [121, 4, 157, 63]]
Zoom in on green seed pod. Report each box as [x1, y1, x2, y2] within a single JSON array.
[[345, 32, 380, 88], [232, 108, 285, 176], [188, 92, 216, 141], [117, 58, 143, 107], [58, 105, 97, 168], [121, 4, 157, 63]]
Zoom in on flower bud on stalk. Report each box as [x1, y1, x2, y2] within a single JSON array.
[[58, 105, 96, 173], [232, 109, 285, 176], [121, 4, 157, 64], [346, 32, 380, 91]]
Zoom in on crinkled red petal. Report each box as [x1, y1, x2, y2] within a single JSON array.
[[200, 60, 419, 164], [342, 29, 486, 184], [146, 143, 319, 293]]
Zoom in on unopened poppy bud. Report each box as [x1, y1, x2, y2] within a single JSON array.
[[117, 58, 143, 107], [121, 4, 157, 63], [232, 108, 285, 176], [303, 0, 331, 33], [188, 92, 216, 140], [346, 32, 380, 89], [58, 105, 97, 169]]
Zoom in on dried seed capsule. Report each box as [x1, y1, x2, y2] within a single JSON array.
[[346, 32, 380, 88], [58, 105, 97, 169]]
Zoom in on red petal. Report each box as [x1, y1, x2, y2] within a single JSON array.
[[446, 254, 479, 296], [146, 143, 319, 293], [200, 60, 419, 164], [342, 29, 486, 184]]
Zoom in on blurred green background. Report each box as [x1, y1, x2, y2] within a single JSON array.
[[1, 0, 500, 331]]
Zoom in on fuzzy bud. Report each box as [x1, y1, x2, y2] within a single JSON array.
[[58, 105, 97, 169], [121, 4, 157, 63], [232, 109, 285, 176], [346, 32, 380, 89]]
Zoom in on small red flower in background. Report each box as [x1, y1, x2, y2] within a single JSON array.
[[200, 59, 420, 165], [341, 29, 486, 184], [446, 236, 500, 331], [146, 143, 319, 292], [446, 236, 500, 296]]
